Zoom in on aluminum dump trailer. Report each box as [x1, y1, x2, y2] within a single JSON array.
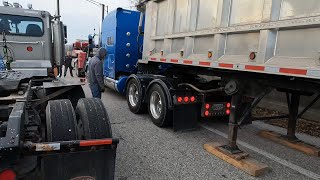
[[142, 0, 320, 79], [120, 0, 320, 158]]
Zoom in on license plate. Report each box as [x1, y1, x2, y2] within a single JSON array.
[[212, 104, 224, 111]]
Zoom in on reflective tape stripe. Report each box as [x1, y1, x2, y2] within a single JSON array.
[[170, 59, 179, 63], [147, 58, 320, 79], [307, 69, 320, 77], [235, 64, 245, 70], [265, 66, 280, 73], [199, 61, 211, 66], [245, 65, 265, 71], [79, 139, 113, 147], [36, 143, 60, 151], [219, 63, 234, 68], [280, 68, 307, 75], [183, 60, 193, 65]]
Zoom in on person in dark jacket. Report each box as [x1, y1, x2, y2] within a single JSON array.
[[64, 51, 73, 77], [88, 48, 107, 98]]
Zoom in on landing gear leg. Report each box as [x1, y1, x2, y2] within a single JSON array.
[[286, 92, 300, 140], [221, 94, 243, 154]]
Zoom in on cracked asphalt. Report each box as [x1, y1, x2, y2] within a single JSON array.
[[72, 77, 320, 180]]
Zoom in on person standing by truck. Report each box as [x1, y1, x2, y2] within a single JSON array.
[[88, 47, 106, 98], [64, 51, 74, 77]]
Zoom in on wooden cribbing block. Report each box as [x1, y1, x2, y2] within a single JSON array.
[[204, 143, 269, 177], [259, 130, 320, 157]]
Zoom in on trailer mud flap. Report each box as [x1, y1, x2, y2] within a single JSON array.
[[173, 105, 199, 131], [41, 148, 117, 180]]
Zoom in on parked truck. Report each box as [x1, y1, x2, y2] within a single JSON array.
[[0, 2, 118, 179], [102, 0, 320, 168]]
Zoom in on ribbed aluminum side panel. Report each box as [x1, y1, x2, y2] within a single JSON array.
[[143, 0, 320, 79]]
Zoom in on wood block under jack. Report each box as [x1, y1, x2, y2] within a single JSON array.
[[259, 130, 320, 157], [204, 143, 269, 177]]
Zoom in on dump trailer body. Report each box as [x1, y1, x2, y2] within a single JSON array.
[[141, 0, 320, 80]]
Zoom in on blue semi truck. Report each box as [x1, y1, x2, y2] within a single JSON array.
[[99, 0, 320, 166], [100, 8, 232, 132], [102, 8, 143, 95]]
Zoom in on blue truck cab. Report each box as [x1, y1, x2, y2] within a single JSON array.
[[101, 8, 143, 94]]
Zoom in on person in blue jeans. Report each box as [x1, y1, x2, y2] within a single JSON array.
[[88, 48, 107, 98]]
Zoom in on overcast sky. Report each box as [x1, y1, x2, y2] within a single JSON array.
[[16, 0, 135, 44]]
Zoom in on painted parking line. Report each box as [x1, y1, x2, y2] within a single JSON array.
[[200, 124, 320, 180]]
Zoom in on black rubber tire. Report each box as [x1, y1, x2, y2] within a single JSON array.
[[147, 84, 172, 127], [45, 99, 78, 141], [76, 98, 112, 139], [126, 78, 146, 114]]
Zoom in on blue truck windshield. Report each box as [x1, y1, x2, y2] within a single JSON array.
[[0, 14, 44, 37]]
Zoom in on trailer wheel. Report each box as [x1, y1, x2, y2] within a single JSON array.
[[126, 78, 146, 114], [76, 98, 112, 139], [148, 84, 172, 127], [46, 99, 78, 141]]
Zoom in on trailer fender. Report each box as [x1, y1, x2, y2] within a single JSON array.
[[145, 79, 173, 110]]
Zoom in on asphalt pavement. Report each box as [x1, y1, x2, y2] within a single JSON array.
[[68, 76, 320, 180]]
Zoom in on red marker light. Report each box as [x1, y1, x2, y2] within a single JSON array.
[[205, 111, 209, 116], [226, 103, 231, 108], [249, 52, 256, 60], [177, 97, 183, 103], [190, 96, 195, 102], [184, 96, 189, 103], [226, 109, 231, 115], [27, 46, 33, 52], [205, 104, 210, 109]]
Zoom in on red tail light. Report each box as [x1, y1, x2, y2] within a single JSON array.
[[226, 109, 231, 115], [205, 111, 209, 116], [184, 96, 189, 103], [226, 103, 231, 108], [177, 97, 183, 103], [190, 96, 195, 102], [205, 104, 210, 109], [0, 169, 16, 180]]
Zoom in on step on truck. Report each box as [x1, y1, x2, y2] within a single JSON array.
[[102, 0, 320, 176], [0, 1, 118, 180]]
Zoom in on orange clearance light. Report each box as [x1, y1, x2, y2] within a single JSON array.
[[27, 46, 33, 52], [226, 103, 231, 108], [205, 103, 210, 109], [226, 109, 231, 115], [177, 97, 183, 103], [190, 96, 195, 102], [249, 52, 256, 60], [205, 111, 209, 116], [184, 96, 189, 103], [208, 51, 213, 58]]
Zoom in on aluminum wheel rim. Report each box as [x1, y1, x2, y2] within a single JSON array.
[[150, 91, 162, 119], [128, 84, 139, 107]]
